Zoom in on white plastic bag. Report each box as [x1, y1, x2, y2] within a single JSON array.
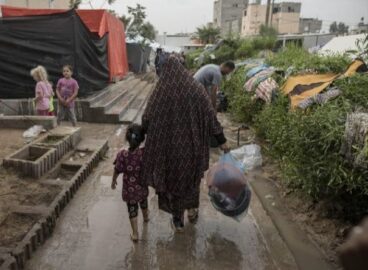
[[23, 125, 44, 139], [231, 144, 263, 171]]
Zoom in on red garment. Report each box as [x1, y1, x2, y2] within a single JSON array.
[[114, 148, 148, 204], [1, 6, 128, 81]]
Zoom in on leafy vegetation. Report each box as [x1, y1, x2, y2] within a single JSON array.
[[223, 46, 368, 222], [186, 36, 277, 70], [330, 21, 350, 35], [194, 25, 221, 44], [267, 44, 351, 75], [122, 4, 157, 42]]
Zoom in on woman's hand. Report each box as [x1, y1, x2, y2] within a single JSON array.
[[111, 179, 117, 190], [220, 143, 230, 153]]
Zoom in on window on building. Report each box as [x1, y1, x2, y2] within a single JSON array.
[[273, 7, 280, 14], [233, 4, 239, 8], [288, 7, 295, 13], [244, 10, 247, 16]]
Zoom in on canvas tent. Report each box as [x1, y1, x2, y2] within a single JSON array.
[[320, 34, 366, 56], [0, 6, 128, 98], [126, 43, 152, 73]]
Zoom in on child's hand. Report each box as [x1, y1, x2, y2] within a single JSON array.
[[111, 180, 117, 190]]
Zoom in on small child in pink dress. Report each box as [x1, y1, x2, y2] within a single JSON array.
[[56, 65, 79, 126], [30, 66, 53, 116], [111, 124, 149, 242]]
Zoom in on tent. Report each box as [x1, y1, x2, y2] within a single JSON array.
[[126, 43, 152, 73], [320, 34, 366, 56], [282, 59, 368, 109], [0, 6, 128, 98]]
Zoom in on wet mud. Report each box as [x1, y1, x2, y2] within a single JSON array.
[[25, 122, 279, 270]]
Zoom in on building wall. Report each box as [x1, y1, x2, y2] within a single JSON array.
[[271, 2, 301, 34], [2, 0, 69, 9], [213, 0, 249, 36], [241, 4, 268, 36], [299, 18, 322, 33]]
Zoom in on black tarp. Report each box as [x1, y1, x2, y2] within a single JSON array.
[[126, 43, 151, 73], [0, 10, 109, 99]]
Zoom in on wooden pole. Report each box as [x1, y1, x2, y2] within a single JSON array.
[[265, 0, 272, 26]]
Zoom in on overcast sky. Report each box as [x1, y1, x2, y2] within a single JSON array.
[[81, 0, 368, 34]]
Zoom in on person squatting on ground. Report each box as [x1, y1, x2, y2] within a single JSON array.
[[31, 66, 54, 116], [141, 57, 229, 233], [111, 124, 149, 242], [194, 61, 235, 110], [56, 65, 79, 126]]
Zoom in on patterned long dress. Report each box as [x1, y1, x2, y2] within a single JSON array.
[[141, 57, 225, 217]]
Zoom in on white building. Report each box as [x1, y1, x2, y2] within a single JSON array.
[[0, 0, 69, 9]]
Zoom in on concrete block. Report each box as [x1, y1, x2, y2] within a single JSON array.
[[3, 146, 57, 178], [0, 115, 56, 130], [0, 254, 17, 270]]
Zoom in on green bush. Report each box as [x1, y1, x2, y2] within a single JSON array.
[[225, 45, 368, 221], [267, 44, 350, 75], [235, 40, 256, 60], [212, 44, 236, 64], [185, 48, 204, 70]]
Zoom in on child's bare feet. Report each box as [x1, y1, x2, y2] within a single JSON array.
[[130, 217, 139, 242], [142, 209, 150, 223], [130, 233, 138, 242]]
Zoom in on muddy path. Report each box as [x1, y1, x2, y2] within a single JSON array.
[[24, 120, 287, 270]]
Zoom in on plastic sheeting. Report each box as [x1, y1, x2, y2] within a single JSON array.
[[1, 6, 129, 81], [127, 43, 151, 73], [0, 10, 109, 98]]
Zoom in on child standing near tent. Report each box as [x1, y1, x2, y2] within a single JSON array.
[[56, 65, 79, 126], [111, 124, 149, 242], [31, 66, 53, 116]]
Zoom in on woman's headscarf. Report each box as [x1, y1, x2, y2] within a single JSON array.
[[141, 57, 223, 196]]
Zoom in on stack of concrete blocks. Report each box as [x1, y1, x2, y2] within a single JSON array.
[[3, 127, 81, 179]]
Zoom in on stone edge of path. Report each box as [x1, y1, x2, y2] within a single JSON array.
[[249, 172, 335, 270], [0, 140, 109, 270]]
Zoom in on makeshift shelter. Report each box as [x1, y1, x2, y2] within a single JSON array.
[[0, 6, 128, 98], [320, 34, 366, 56], [126, 43, 152, 73], [282, 59, 368, 109]]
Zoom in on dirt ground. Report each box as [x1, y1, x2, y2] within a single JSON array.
[[0, 119, 342, 269], [259, 149, 348, 266]]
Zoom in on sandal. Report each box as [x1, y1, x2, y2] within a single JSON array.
[[171, 217, 184, 233], [188, 209, 199, 224], [143, 210, 150, 223]]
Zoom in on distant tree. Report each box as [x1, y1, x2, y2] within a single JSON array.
[[141, 22, 156, 41], [330, 21, 349, 34], [195, 25, 221, 44], [338, 22, 349, 34], [69, 0, 81, 9], [120, 15, 132, 30], [259, 24, 278, 37], [359, 17, 365, 27], [121, 4, 156, 42]]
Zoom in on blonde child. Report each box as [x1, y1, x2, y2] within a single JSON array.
[[56, 65, 79, 126], [30, 66, 53, 116]]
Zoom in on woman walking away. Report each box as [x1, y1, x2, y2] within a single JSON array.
[[31, 66, 53, 116], [111, 124, 149, 242], [56, 65, 79, 126], [141, 57, 229, 232]]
